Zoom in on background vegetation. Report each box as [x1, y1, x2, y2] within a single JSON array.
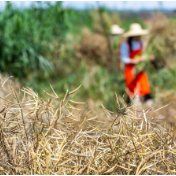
[[1, 2, 176, 111]]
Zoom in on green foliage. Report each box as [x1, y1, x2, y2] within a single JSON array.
[[1, 2, 176, 112], [148, 67, 176, 92], [0, 2, 67, 79], [77, 63, 125, 111], [64, 9, 93, 34]]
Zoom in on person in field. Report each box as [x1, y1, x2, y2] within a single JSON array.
[[110, 24, 124, 70], [120, 23, 154, 106], [110, 24, 124, 48]]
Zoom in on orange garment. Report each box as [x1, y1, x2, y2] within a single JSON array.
[[124, 42, 150, 98]]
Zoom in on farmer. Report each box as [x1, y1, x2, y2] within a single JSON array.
[[110, 25, 124, 70], [120, 23, 154, 106], [110, 24, 124, 48]]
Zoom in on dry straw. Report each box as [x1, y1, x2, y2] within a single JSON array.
[[145, 13, 176, 68], [0, 76, 176, 174], [76, 27, 124, 71]]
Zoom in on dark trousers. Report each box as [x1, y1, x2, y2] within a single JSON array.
[[126, 94, 152, 105]]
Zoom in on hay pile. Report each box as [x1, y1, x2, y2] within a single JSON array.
[[76, 28, 110, 65], [76, 28, 124, 70], [146, 13, 176, 68], [0, 78, 176, 174]]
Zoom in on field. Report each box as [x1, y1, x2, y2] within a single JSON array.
[[1, 1, 176, 174]]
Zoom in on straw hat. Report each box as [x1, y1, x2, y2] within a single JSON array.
[[111, 24, 124, 35], [123, 23, 148, 37]]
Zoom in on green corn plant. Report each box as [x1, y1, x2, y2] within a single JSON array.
[[0, 2, 67, 79]]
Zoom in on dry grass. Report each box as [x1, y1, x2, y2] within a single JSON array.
[[145, 13, 176, 68], [0, 75, 21, 98], [76, 27, 124, 70], [76, 28, 109, 65], [0, 76, 176, 174]]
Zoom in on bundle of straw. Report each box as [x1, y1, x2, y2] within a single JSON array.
[[0, 78, 176, 174], [134, 57, 150, 74]]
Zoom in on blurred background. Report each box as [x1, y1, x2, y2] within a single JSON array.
[[1, 1, 176, 116]]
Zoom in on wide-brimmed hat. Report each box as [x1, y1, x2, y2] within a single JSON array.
[[123, 23, 148, 37], [111, 24, 124, 35]]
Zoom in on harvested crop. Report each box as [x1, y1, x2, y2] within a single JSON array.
[[0, 77, 176, 174]]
